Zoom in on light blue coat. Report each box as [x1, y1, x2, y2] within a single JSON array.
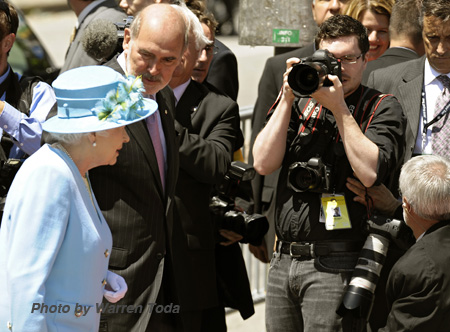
[[0, 144, 113, 331]]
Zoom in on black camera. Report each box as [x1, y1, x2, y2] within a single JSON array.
[[114, 16, 134, 51], [210, 161, 269, 246], [288, 49, 342, 97], [287, 157, 332, 193], [0, 158, 23, 224], [337, 215, 412, 324], [0, 158, 22, 199]]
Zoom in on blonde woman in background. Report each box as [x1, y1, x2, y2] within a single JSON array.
[[345, 0, 395, 61]]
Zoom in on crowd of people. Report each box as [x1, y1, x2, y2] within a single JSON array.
[[0, 0, 449, 331]]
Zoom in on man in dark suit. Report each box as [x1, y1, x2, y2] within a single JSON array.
[[366, 0, 450, 162], [168, 6, 250, 331], [89, 4, 187, 331], [190, 5, 256, 327], [204, 38, 239, 101], [60, 0, 126, 73], [361, 0, 424, 85], [248, 0, 350, 262], [379, 155, 450, 331]]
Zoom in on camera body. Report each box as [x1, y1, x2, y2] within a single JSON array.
[[114, 16, 134, 51], [288, 49, 342, 97], [287, 157, 332, 193], [210, 161, 269, 246]]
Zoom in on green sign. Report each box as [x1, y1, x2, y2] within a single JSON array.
[[272, 29, 300, 45]]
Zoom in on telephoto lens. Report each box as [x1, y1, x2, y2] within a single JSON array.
[[337, 233, 390, 320], [288, 62, 329, 97]]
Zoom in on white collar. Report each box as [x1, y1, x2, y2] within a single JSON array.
[[172, 79, 191, 106], [424, 58, 450, 87], [117, 52, 127, 74]]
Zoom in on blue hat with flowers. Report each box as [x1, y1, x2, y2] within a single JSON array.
[[43, 66, 157, 134]]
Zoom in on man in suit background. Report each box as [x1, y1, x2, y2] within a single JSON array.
[[204, 37, 239, 101], [379, 154, 450, 331], [168, 4, 252, 331], [60, 0, 126, 73], [89, 4, 188, 331], [361, 0, 425, 85], [366, 0, 450, 161], [248, 0, 350, 263]]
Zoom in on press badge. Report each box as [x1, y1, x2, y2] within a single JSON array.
[[319, 194, 351, 230]]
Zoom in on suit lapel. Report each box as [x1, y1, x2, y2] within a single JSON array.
[[127, 120, 165, 199], [176, 81, 208, 124], [398, 57, 426, 144]]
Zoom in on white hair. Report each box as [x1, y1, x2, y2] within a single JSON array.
[[45, 130, 109, 146], [171, 2, 209, 51], [399, 155, 450, 221]]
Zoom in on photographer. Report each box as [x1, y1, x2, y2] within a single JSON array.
[[380, 155, 450, 331], [0, 1, 57, 222], [252, 15, 405, 331]]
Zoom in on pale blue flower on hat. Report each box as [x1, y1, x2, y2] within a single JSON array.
[[93, 75, 147, 122]]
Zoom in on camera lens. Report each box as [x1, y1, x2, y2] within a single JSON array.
[[288, 166, 321, 192], [337, 233, 390, 319], [288, 62, 329, 97]]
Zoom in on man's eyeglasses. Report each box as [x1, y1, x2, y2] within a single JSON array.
[[336, 54, 363, 65], [202, 44, 218, 56]]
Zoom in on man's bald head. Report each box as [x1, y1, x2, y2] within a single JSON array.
[[123, 4, 188, 94]]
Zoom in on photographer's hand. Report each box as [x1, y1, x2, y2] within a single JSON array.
[[311, 74, 347, 111], [219, 229, 243, 246], [312, 75, 379, 187], [249, 239, 270, 263], [253, 58, 299, 176], [346, 177, 401, 216]]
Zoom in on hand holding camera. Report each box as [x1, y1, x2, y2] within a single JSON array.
[[287, 49, 347, 112]]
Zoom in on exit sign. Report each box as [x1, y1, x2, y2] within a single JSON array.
[[272, 29, 300, 45]]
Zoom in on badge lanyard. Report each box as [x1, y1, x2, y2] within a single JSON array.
[[421, 88, 450, 151]]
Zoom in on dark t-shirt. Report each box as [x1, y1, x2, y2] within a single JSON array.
[[270, 85, 405, 242]]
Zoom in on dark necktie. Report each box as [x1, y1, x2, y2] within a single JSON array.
[[432, 75, 450, 158]]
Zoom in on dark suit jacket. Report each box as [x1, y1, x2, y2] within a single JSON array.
[[248, 43, 315, 215], [172, 80, 252, 318], [380, 221, 450, 332], [90, 56, 179, 332], [205, 39, 239, 101], [362, 47, 419, 85], [60, 0, 126, 73], [366, 56, 426, 163]]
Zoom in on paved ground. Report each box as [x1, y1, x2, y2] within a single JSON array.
[[13, 1, 274, 331]]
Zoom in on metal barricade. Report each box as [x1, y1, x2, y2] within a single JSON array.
[[238, 105, 269, 303]]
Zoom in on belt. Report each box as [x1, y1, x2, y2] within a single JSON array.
[[276, 240, 363, 259]]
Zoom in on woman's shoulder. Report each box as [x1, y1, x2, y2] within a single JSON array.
[[16, 145, 74, 182]]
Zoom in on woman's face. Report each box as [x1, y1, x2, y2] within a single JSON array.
[[95, 126, 130, 166], [360, 9, 390, 62]]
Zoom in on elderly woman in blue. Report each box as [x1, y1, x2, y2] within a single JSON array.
[[0, 66, 156, 331]]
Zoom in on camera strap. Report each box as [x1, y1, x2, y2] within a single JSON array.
[[297, 98, 324, 135], [335, 87, 392, 142]]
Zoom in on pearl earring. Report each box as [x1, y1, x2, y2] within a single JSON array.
[[93, 142, 97, 147]]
